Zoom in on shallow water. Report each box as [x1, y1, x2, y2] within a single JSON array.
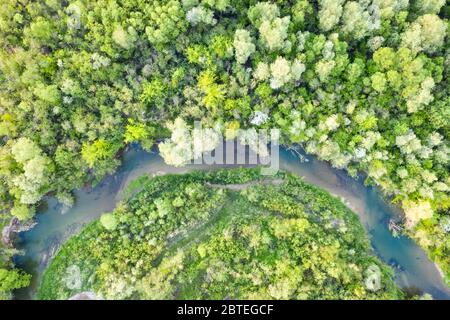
[[14, 146, 450, 299]]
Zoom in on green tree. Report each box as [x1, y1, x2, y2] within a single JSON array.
[[100, 213, 118, 231], [0, 268, 31, 300], [81, 139, 115, 168], [233, 29, 255, 64]]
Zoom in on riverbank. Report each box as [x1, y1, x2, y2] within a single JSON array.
[[13, 145, 450, 299], [38, 168, 403, 300]]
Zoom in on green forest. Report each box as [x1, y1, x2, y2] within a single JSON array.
[[39, 168, 402, 299], [0, 0, 448, 299]]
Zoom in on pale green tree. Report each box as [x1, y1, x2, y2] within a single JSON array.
[[186, 6, 216, 26], [247, 2, 280, 27], [259, 16, 290, 51], [318, 0, 344, 32], [100, 213, 118, 231], [401, 14, 447, 53], [413, 0, 445, 14], [112, 25, 136, 49], [270, 56, 291, 89], [11, 138, 41, 164], [341, 1, 372, 40], [233, 29, 255, 64]]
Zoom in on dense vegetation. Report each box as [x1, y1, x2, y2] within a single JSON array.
[[39, 168, 402, 299], [0, 257, 30, 300], [0, 0, 448, 298]]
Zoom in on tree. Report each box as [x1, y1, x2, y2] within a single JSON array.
[[81, 139, 115, 168], [124, 119, 155, 150], [140, 78, 167, 107], [145, 0, 188, 46], [401, 14, 447, 53], [233, 29, 255, 64], [159, 118, 220, 166], [91, 52, 110, 70], [33, 84, 60, 105], [402, 200, 434, 228], [318, 0, 344, 32], [396, 131, 422, 155], [112, 25, 136, 50], [269, 57, 305, 89], [192, 126, 221, 158], [367, 36, 385, 52], [413, 0, 445, 14], [291, 0, 313, 29], [254, 62, 270, 81], [25, 17, 52, 44], [373, 47, 395, 70], [198, 70, 225, 110], [10, 203, 35, 221], [201, 0, 230, 11], [10, 138, 51, 205], [186, 6, 216, 26], [247, 2, 280, 28], [259, 16, 290, 52], [270, 56, 291, 89], [405, 77, 435, 113], [159, 118, 193, 167], [341, 1, 374, 40], [11, 138, 41, 164], [38, 169, 403, 300], [210, 35, 233, 58], [373, 0, 409, 19], [100, 213, 118, 231], [0, 268, 31, 300], [315, 60, 335, 83], [371, 72, 387, 93], [23, 155, 48, 183]]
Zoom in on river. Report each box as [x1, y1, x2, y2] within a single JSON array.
[[14, 145, 450, 299]]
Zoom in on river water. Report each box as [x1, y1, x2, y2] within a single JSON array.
[[14, 145, 450, 299]]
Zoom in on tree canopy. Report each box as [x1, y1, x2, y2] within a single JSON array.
[[38, 169, 402, 300], [0, 0, 448, 296]]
